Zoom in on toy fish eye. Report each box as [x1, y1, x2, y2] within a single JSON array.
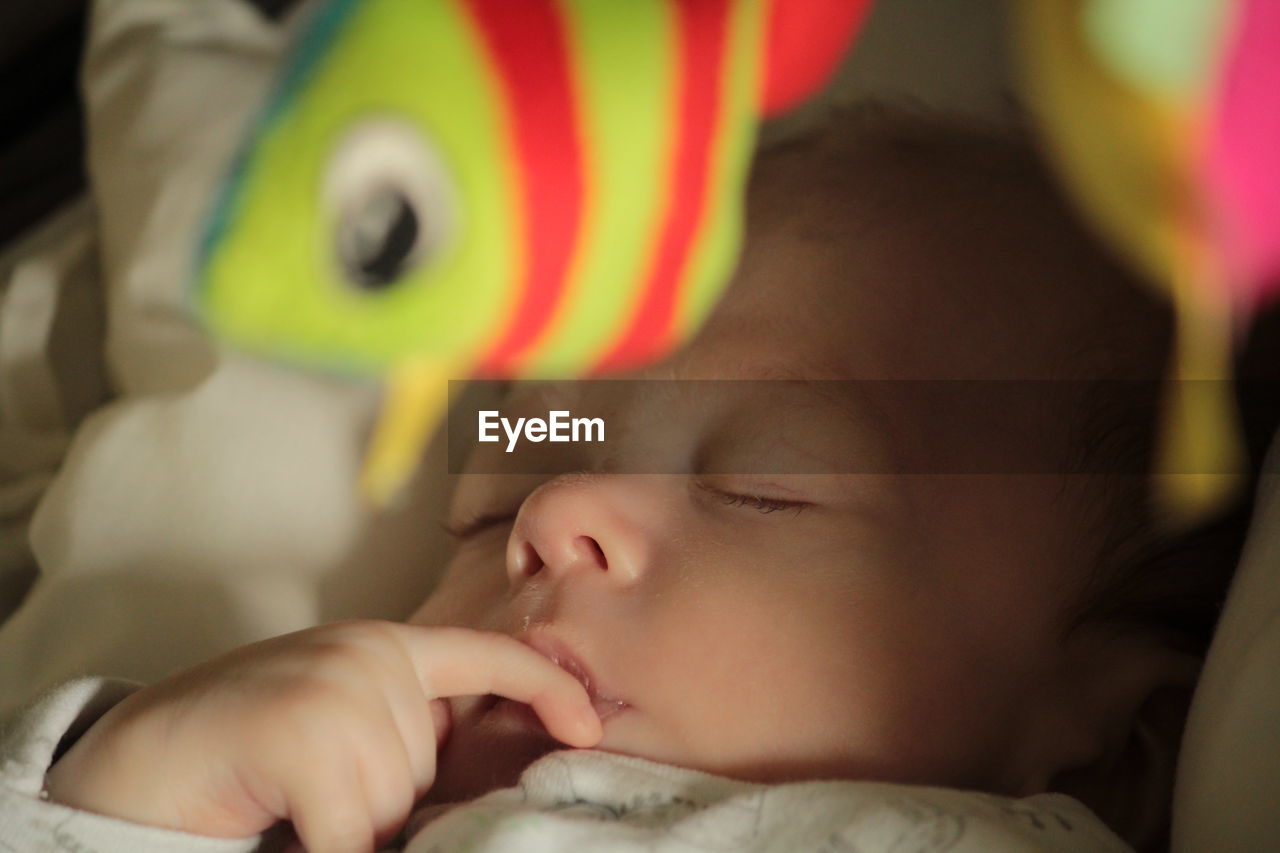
[[339, 185, 422, 289], [323, 118, 457, 294]]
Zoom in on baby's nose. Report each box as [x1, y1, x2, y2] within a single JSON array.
[[506, 474, 655, 588]]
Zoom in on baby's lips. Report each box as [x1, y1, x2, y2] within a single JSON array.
[[516, 631, 629, 722], [589, 694, 628, 721], [568, 653, 629, 715]]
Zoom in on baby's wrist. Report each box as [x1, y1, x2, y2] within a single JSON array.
[[43, 715, 189, 835], [43, 703, 280, 842]]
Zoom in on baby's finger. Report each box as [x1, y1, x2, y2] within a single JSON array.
[[390, 626, 601, 747], [350, 707, 417, 846], [287, 765, 376, 853], [429, 698, 451, 748]]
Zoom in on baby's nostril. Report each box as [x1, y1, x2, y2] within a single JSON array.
[[575, 535, 607, 570], [515, 541, 544, 578]]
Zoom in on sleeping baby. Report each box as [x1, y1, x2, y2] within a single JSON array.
[[3, 107, 1240, 853]]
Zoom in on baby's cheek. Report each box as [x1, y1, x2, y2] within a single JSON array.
[[641, 579, 971, 782], [850, 613, 1030, 788], [638, 591, 843, 746]]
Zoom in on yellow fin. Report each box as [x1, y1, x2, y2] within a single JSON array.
[[1153, 277, 1243, 529], [360, 358, 454, 506]]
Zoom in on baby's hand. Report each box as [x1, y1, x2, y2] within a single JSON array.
[[44, 622, 601, 852]]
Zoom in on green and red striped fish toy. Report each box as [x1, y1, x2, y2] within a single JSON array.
[[195, 0, 869, 502]]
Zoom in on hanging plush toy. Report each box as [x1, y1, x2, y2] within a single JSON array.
[[1014, 0, 1280, 524], [194, 0, 870, 503]]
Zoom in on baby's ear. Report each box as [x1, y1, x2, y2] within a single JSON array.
[[1044, 640, 1201, 853], [1053, 684, 1193, 851]]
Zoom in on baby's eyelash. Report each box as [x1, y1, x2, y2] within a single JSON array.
[[696, 481, 810, 516], [448, 484, 810, 538], [719, 492, 809, 515]]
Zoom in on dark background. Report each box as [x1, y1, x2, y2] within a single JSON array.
[[0, 0, 303, 246]]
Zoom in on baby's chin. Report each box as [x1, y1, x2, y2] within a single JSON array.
[[425, 695, 567, 806]]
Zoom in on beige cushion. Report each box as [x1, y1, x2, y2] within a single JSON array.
[[1174, 456, 1280, 852]]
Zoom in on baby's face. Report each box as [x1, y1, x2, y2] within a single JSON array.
[[410, 120, 1169, 803], [415, 404, 1076, 805]]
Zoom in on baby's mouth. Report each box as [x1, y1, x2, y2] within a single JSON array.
[[517, 632, 629, 721], [549, 649, 629, 720]]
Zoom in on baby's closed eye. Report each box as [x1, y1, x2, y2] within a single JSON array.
[[442, 509, 520, 542], [693, 478, 812, 516], [445, 476, 816, 547]]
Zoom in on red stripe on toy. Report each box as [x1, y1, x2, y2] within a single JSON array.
[[466, 0, 585, 375], [594, 0, 731, 373], [760, 0, 869, 116]]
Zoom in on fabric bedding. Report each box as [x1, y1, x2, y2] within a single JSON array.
[[0, 0, 451, 720], [1173, 454, 1280, 852]]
